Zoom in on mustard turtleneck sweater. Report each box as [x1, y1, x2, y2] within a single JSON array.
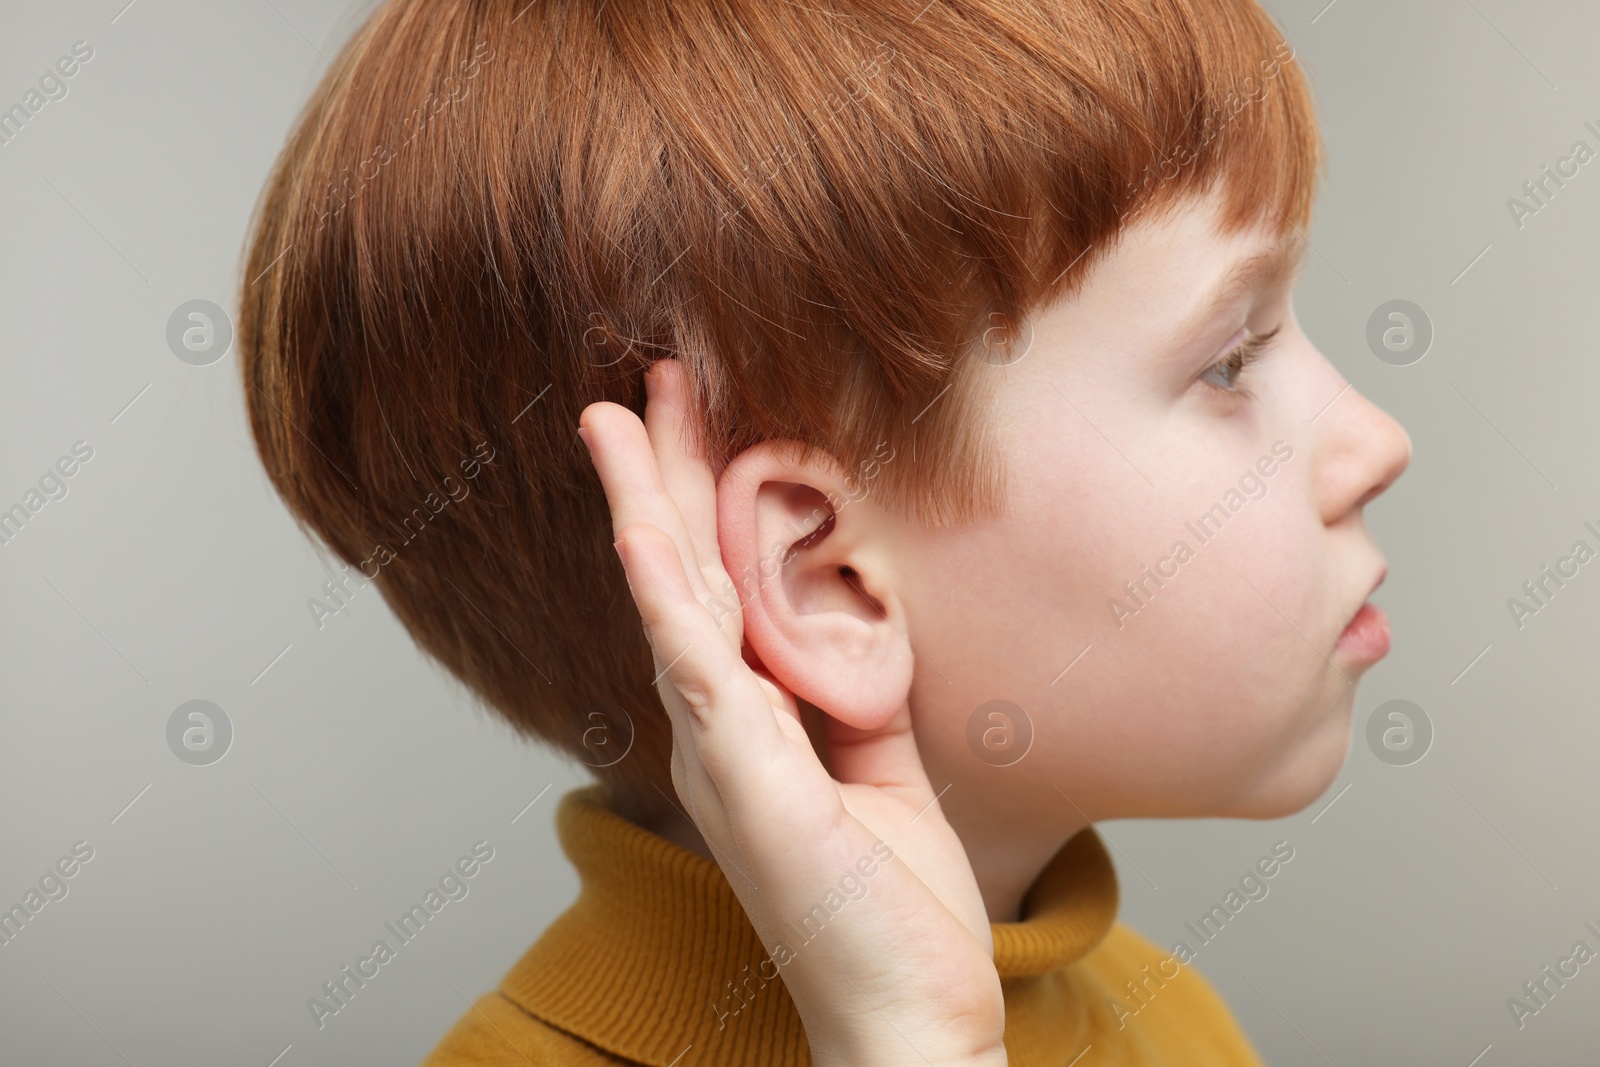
[[420, 784, 1267, 1065]]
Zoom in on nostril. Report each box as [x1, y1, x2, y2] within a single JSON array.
[[1355, 477, 1392, 509]]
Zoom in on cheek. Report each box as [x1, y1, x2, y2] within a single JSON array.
[[906, 416, 1156, 677], [1046, 474, 1336, 807], [907, 426, 1337, 817]]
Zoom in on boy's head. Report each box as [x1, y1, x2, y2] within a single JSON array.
[[738, 185, 1409, 862], [238, 0, 1403, 832]]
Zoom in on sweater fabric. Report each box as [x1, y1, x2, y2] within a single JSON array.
[[420, 783, 1267, 1066]]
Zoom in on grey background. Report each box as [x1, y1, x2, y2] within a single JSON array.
[[1, 0, 1595, 1064]]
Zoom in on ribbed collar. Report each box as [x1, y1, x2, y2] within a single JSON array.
[[499, 783, 1120, 1066]]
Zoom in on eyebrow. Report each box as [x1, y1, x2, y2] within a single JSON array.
[[1177, 231, 1308, 351]]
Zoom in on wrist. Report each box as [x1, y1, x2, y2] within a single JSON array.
[[808, 1026, 1008, 1067], [813, 1051, 1007, 1067]]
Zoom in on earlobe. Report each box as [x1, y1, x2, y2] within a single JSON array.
[[716, 441, 914, 730]]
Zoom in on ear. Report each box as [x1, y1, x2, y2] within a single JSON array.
[[716, 440, 914, 731]]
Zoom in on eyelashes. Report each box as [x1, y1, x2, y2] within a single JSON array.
[[1199, 323, 1283, 399]]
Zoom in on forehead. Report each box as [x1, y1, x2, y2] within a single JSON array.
[[1092, 187, 1292, 305], [1028, 185, 1300, 360]]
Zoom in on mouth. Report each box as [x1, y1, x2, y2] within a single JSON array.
[[1334, 566, 1390, 664]]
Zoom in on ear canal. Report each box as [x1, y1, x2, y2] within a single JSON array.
[[838, 564, 887, 617]]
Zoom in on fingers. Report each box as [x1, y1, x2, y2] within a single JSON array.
[[612, 520, 786, 811], [642, 361, 722, 583], [822, 701, 938, 802], [579, 398, 715, 606]]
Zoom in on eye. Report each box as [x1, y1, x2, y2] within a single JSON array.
[[1200, 324, 1282, 397]]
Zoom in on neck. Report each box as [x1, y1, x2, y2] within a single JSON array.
[[942, 795, 1089, 923], [615, 785, 1088, 926]]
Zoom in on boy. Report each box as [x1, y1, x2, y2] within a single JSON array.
[[237, 0, 1410, 1063]]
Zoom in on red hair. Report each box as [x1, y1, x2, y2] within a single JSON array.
[[236, 0, 1323, 822]]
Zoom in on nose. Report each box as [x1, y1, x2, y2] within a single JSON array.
[[1314, 380, 1411, 526]]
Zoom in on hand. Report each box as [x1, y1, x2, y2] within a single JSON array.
[[577, 359, 1007, 1067]]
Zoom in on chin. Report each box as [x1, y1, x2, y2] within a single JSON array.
[[1220, 705, 1356, 820]]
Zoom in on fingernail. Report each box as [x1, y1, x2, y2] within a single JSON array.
[[578, 425, 593, 452], [613, 538, 628, 567]]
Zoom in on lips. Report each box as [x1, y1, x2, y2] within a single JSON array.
[[1335, 566, 1390, 663]]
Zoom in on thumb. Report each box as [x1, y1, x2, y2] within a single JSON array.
[[819, 699, 937, 800]]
